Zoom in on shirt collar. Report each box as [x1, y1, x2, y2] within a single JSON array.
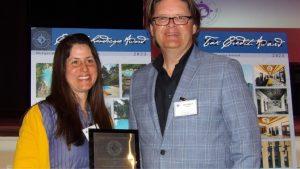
[[153, 44, 194, 72]]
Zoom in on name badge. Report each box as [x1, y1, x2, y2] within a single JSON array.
[[82, 124, 99, 141], [174, 99, 197, 117]]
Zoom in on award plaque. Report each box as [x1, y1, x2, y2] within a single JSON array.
[[89, 129, 140, 169]]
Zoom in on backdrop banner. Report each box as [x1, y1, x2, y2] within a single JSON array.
[[198, 31, 297, 168], [31, 27, 151, 129], [31, 28, 297, 168]]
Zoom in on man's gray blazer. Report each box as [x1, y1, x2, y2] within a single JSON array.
[[129, 46, 261, 169]]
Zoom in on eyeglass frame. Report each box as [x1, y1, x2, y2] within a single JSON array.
[[151, 16, 193, 26]]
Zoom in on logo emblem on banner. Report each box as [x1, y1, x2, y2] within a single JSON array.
[[195, 0, 219, 27], [31, 29, 52, 50]]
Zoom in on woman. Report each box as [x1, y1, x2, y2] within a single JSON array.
[[13, 33, 113, 168]]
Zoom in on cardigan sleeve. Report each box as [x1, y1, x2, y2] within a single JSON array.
[[13, 104, 50, 169]]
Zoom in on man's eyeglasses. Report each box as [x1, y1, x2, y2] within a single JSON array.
[[152, 16, 192, 26]]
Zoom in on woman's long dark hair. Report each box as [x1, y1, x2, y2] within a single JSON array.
[[46, 33, 113, 146]]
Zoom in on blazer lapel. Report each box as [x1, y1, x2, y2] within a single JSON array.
[[147, 66, 163, 139], [164, 46, 203, 134]]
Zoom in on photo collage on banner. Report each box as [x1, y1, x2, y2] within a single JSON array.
[[31, 27, 151, 129], [198, 31, 297, 168]]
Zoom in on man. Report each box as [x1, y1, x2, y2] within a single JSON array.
[[129, 0, 261, 168]]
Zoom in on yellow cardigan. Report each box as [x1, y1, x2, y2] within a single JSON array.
[[13, 104, 50, 168]]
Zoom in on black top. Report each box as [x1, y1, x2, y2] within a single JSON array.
[[153, 45, 193, 135]]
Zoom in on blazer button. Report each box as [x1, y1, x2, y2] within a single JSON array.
[[160, 149, 165, 155]]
